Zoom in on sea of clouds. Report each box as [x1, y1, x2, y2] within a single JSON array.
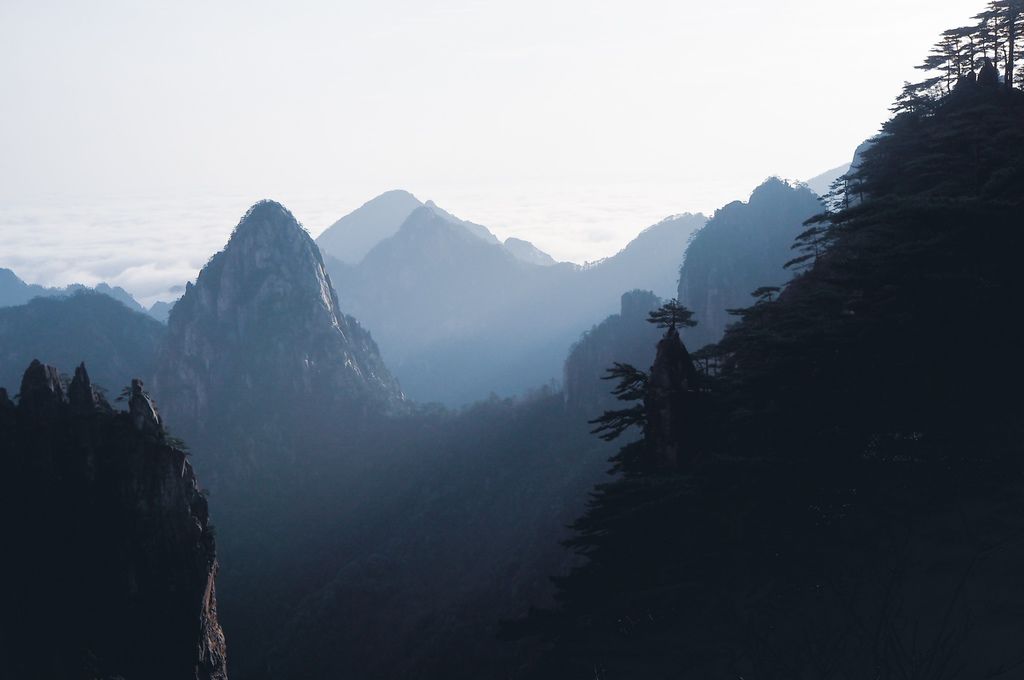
[[0, 181, 731, 307]]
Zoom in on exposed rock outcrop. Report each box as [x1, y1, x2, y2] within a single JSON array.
[[0, 361, 227, 680], [644, 326, 700, 470], [17, 357, 65, 415], [154, 201, 402, 458], [978, 56, 999, 87]]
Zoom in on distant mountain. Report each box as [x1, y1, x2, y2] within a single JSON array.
[[315, 189, 424, 265], [154, 200, 402, 483], [423, 199, 501, 244], [0, 268, 50, 307], [563, 289, 663, 413], [581, 213, 707, 297], [77, 282, 147, 313], [677, 178, 822, 349], [315, 189, 542, 267], [504, 237, 558, 266], [147, 299, 176, 323], [0, 266, 164, 319], [805, 162, 851, 195], [0, 361, 226, 680], [0, 291, 165, 396], [327, 203, 705, 404]]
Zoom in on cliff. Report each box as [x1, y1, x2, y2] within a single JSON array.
[[677, 178, 821, 349], [154, 200, 401, 457], [0, 360, 227, 680], [563, 289, 663, 412]]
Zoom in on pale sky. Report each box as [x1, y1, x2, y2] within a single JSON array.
[[0, 0, 982, 302]]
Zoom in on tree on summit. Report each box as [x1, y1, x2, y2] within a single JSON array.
[[899, 0, 1024, 109], [646, 299, 697, 329]]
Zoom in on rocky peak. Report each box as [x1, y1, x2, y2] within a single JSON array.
[[620, 289, 660, 321], [129, 377, 163, 436], [206, 200, 341, 320], [67, 362, 105, 414], [978, 57, 999, 87], [563, 290, 663, 411], [18, 358, 65, 414], [644, 326, 699, 469], [0, 361, 227, 680], [649, 326, 698, 392], [155, 200, 402, 455]]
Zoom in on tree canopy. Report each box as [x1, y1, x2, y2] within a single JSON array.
[[645, 299, 696, 329]]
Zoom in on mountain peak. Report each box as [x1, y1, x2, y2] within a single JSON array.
[[231, 199, 307, 243], [422, 202, 501, 244], [748, 176, 816, 205], [18, 359, 65, 414], [503, 237, 558, 266], [316, 190, 423, 264], [156, 201, 402, 443]]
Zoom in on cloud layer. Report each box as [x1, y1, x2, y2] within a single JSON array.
[[0, 185, 714, 306]]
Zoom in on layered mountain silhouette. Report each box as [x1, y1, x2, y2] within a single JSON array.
[[677, 178, 822, 349], [0, 291, 165, 395], [0, 266, 171, 320], [316, 189, 425, 265], [316, 189, 553, 267], [504, 236, 558, 266], [325, 198, 705, 404]]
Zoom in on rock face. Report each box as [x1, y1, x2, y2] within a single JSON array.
[[644, 326, 699, 469], [678, 178, 821, 349], [154, 200, 401, 450], [0, 360, 227, 680], [563, 289, 663, 412]]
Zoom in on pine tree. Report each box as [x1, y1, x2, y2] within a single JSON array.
[[645, 299, 697, 329]]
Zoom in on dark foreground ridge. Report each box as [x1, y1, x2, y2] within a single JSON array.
[[0, 360, 227, 680]]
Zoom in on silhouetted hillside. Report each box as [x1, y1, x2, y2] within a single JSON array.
[[518, 42, 1024, 680], [0, 361, 226, 680], [0, 291, 165, 395], [0, 266, 159, 317], [677, 178, 821, 349]]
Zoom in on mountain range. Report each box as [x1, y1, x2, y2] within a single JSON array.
[[0, 266, 170, 321], [0, 291, 166, 395], [0, 169, 856, 680], [321, 194, 706, 404]]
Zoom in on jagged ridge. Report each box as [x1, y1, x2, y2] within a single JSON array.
[[0, 360, 226, 680]]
